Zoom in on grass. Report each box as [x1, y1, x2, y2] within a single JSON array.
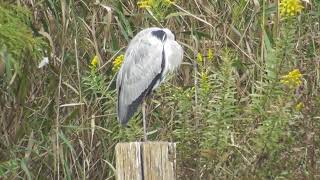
[[1, 0, 320, 179]]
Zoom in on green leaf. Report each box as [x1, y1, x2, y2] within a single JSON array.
[[20, 159, 32, 180]]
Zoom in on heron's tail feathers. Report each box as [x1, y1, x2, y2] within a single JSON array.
[[117, 97, 143, 125]]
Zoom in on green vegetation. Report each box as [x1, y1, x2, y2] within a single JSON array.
[[1, 0, 319, 179]]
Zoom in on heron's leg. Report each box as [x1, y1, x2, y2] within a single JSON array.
[[142, 100, 147, 141]]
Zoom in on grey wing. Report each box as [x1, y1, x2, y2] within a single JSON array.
[[116, 39, 163, 124]]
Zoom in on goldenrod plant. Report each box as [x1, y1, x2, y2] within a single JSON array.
[[280, 0, 304, 17], [112, 54, 124, 73], [280, 69, 302, 88], [137, 0, 176, 21]]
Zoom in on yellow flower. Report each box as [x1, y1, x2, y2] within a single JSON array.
[[295, 102, 304, 111], [137, 0, 151, 9], [164, 0, 175, 5], [280, 69, 302, 88], [207, 49, 213, 61], [90, 55, 99, 69], [197, 52, 203, 63], [200, 71, 208, 83], [200, 71, 210, 92], [112, 54, 124, 72], [279, 0, 304, 17], [137, 0, 175, 9]]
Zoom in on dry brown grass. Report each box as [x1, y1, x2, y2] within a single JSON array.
[[1, 0, 320, 179]]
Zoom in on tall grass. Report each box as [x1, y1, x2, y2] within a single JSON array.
[[1, 0, 320, 179]]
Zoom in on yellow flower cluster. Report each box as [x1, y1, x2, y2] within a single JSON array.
[[137, 0, 174, 9], [164, 0, 175, 4], [295, 102, 304, 111], [279, 0, 304, 17], [207, 49, 213, 61], [200, 71, 210, 92], [112, 54, 124, 72], [137, 0, 151, 8], [197, 49, 214, 64], [197, 52, 203, 63], [280, 69, 302, 88], [90, 55, 99, 69]]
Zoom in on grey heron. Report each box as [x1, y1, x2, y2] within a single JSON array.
[[116, 27, 183, 140]]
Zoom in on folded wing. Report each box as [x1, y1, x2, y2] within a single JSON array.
[[116, 34, 165, 124]]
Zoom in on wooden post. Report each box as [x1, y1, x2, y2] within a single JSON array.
[[115, 142, 176, 180]]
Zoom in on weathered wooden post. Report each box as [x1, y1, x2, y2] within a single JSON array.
[[115, 142, 176, 180]]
